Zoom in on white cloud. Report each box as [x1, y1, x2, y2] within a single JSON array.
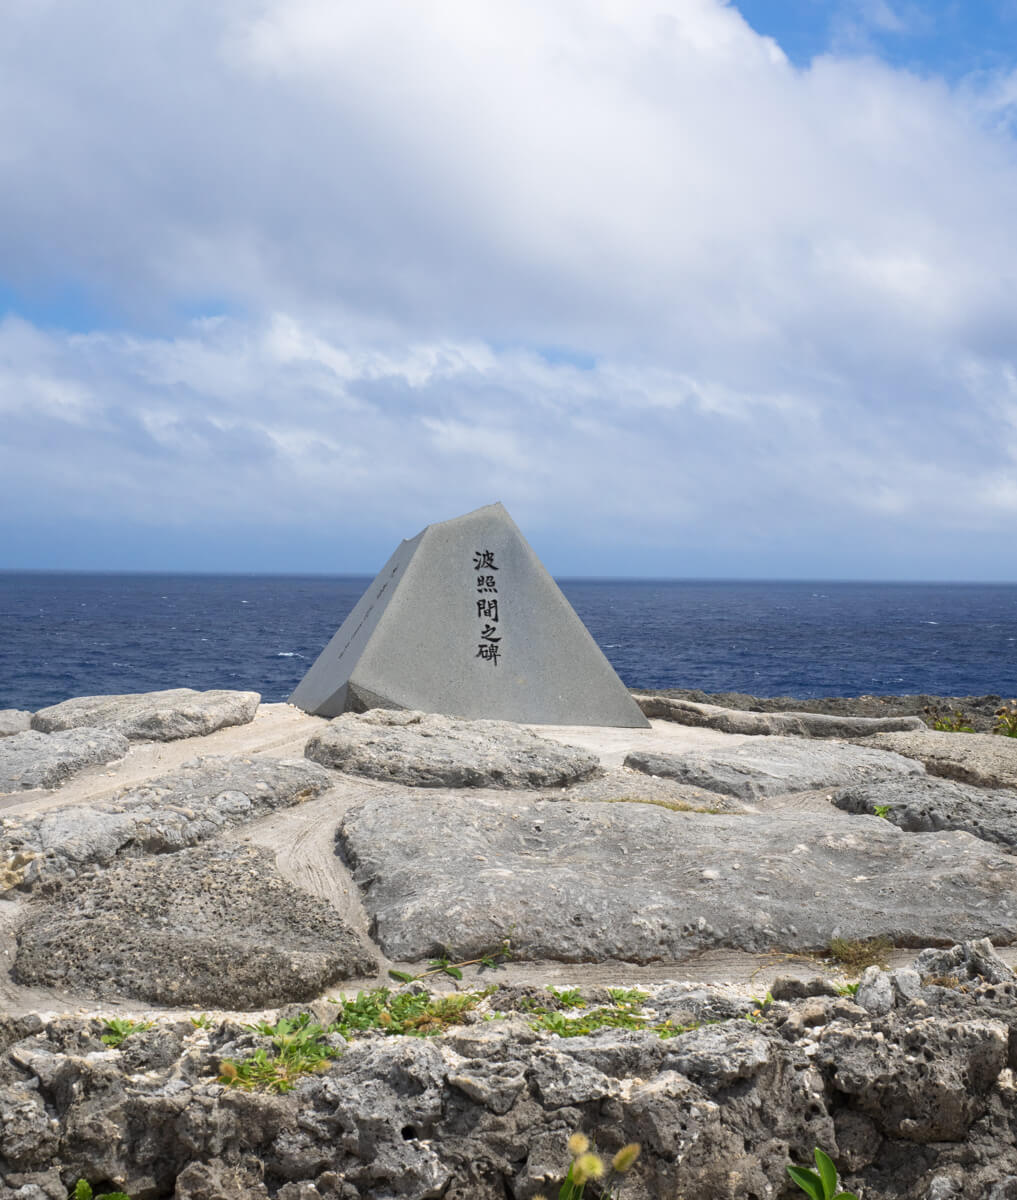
[[0, 1, 1016, 574]]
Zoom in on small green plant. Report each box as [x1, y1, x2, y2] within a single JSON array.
[[923, 705, 975, 733], [535, 1133, 641, 1200], [218, 1015, 339, 1093], [827, 936, 891, 976], [548, 987, 585, 1008], [873, 804, 891, 819], [189, 1013, 213, 1028], [332, 987, 489, 1039], [71, 1181, 132, 1200], [387, 938, 513, 984], [994, 701, 1017, 737], [833, 981, 860, 996], [100, 1018, 153, 1048], [787, 1147, 857, 1199]]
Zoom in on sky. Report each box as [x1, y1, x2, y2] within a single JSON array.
[[3, 1, 1017, 580]]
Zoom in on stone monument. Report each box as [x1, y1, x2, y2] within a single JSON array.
[[289, 502, 649, 727]]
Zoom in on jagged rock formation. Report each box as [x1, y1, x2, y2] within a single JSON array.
[[4, 947, 1017, 1199], [13, 843, 377, 1007]]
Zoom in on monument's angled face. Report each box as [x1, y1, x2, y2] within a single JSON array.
[[289, 502, 650, 728]]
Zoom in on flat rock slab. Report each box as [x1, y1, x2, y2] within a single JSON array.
[[0, 728, 130, 793], [306, 709, 600, 788], [0, 710, 32, 738], [31, 688, 261, 741], [338, 795, 1017, 962], [14, 842, 377, 1007], [834, 777, 1017, 854], [1, 755, 335, 893], [635, 695, 926, 738], [859, 730, 1017, 790], [561, 767, 748, 813], [623, 736, 922, 800]]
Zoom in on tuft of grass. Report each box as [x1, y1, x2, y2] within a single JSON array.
[[537, 1132, 642, 1200], [598, 796, 729, 815], [332, 987, 490, 1039], [872, 804, 891, 819], [71, 1182, 132, 1200], [787, 1146, 857, 1200], [218, 1014, 339, 1093], [827, 936, 892, 976], [923, 705, 975, 733], [100, 1018, 153, 1048], [994, 701, 1017, 737], [833, 981, 860, 996]]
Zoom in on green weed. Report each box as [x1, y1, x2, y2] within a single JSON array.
[[873, 804, 891, 819], [218, 1015, 339, 1093], [71, 1182, 131, 1200], [833, 981, 860, 996], [387, 938, 513, 984], [548, 987, 585, 1008], [332, 987, 490, 1039], [537, 1133, 641, 1200], [787, 1147, 857, 1199], [100, 1018, 153, 1048], [923, 705, 975, 733], [994, 701, 1017, 737], [189, 1013, 213, 1028], [827, 936, 891, 976]]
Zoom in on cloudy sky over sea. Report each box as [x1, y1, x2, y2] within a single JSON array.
[[3, 0, 1017, 579]]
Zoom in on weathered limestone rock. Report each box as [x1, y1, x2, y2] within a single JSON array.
[[859, 729, 1017, 790], [31, 688, 260, 741], [0, 755, 334, 893], [337, 794, 1017, 962], [914, 938, 1016, 985], [5, 955, 1017, 1199], [0, 728, 129, 792], [14, 843, 377, 1007], [0, 710, 32, 738], [305, 709, 600, 789], [635, 694, 926, 737], [834, 776, 1017, 853], [624, 736, 922, 800]]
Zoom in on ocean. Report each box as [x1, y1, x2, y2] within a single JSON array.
[[1, 572, 1016, 711]]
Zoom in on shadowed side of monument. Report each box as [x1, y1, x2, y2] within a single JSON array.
[[290, 503, 649, 727]]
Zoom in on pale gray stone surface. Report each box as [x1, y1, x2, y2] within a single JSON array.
[[338, 794, 1017, 962], [856, 965, 894, 1015], [859, 729, 1017, 790], [0, 728, 129, 792], [290, 502, 649, 727], [305, 709, 600, 788], [0, 711, 32, 738], [834, 776, 1017, 852], [31, 687, 260, 741], [914, 938, 1016, 985], [635, 694, 926, 737], [14, 842, 377, 1007], [623, 736, 922, 800], [0, 755, 334, 893]]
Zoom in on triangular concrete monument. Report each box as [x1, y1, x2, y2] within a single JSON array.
[[290, 503, 649, 727]]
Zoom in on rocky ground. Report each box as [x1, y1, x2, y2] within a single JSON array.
[[2, 686, 1017, 1198]]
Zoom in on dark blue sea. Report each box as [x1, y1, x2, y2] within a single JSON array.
[[1, 572, 1016, 711]]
